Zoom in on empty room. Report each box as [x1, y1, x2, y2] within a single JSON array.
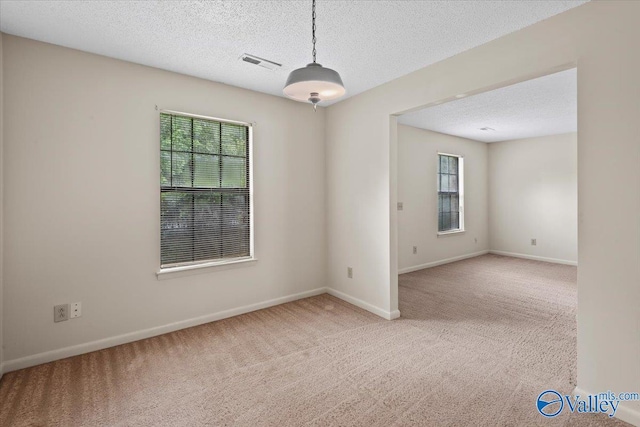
[[0, 1, 639, 426], [397, 69, 582, 422]]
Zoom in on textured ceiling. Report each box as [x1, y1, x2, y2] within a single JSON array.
[[398, 68, 577, 143], [0, 1, 587, 105]]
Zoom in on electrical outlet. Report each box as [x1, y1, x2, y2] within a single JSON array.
[[413, 246, 417, 254], [397, 202, 403, 211], [70, 302, 82, 318], [347, 267, 353, 279], [54, 304, 69, 323], [531, 238, 537, 246]]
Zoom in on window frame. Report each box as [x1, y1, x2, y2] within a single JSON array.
[[157, 110, 255, 276], [436, 152, 465, 236]]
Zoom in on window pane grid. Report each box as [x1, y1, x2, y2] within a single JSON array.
[[160, 113, 250, 267], [438, 154, 461, 232], [163, 149, 246, 158]]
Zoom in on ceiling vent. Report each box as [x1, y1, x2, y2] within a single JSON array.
[[240, 54, 282, 71]]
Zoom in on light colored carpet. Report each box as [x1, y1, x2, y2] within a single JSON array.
[[0, 254, 630, 426]]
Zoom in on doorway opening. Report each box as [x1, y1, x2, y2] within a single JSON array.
[[392, 67, 579, 406]]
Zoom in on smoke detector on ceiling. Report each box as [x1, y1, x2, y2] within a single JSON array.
[[239, 53, 282, 71]]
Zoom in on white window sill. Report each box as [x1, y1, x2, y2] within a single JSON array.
[[157, 257, 257, 280], [437, 229, 466, 237]]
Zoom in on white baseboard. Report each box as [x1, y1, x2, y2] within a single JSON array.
[[489, 250, 577, 266], [1, 286, 401, 374], [398, 250, 489, 274], [615, 402, 640, 426], [1, 287, 328, 374], [574, 387, 640, 426], [325, 287, 400, 320]]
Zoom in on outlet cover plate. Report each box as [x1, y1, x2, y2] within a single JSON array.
[[71, 302, 82, 318], [54, 304, 69, 322]]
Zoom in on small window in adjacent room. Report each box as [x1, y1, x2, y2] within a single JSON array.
[[437, 153, 464, 234], [160, 111, 253, 270]]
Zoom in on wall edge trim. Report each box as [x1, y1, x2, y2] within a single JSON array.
[[489, 250, 577, 266], [2, 287, 329, 373], [398, 250, 489, 274], [574, 387, 640, 426]]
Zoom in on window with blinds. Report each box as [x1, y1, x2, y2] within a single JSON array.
[[160, 112, 252, 268], [437, 153, 464, 233]]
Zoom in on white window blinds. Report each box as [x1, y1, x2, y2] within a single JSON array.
[[160, 112, 251, 268], [437, 153, 463, 233]]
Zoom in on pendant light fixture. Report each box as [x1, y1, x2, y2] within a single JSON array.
[[283, 0, 345, 110]]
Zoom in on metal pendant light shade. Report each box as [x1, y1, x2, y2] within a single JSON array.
[[283, 62, 345, 102], [283, 0, 345, 108]]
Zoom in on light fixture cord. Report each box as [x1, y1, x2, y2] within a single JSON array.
[[311, 0, 317, 63]]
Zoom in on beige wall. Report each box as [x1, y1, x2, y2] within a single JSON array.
[[2, 2, 640, 422], [489, 133, 577, 264], [398, 128, 576, 270], [397, 125, 488, 272], [1, 35, 327, 365], [326, 1, 640, 422]]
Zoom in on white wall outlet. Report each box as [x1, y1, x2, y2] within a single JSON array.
[[54, 304, 69, 323], [397, 202, 403, 211], [347, 267, 353, 279], [531, 238, 537, 246], [413, 246, 417, 254], [70, 302, 82, 318]]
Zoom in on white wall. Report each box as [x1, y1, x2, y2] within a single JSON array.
[[2, 35, 326, 366], [397, 125, 488, 273], [326, 1, 640, 423], [489, 133, 577, 264], [3, 3, 640, 421], [397, 127, 576, 271]]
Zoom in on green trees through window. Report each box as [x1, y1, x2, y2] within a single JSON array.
[[438, 154, 461, 232], [160, 113, 251, 267]]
